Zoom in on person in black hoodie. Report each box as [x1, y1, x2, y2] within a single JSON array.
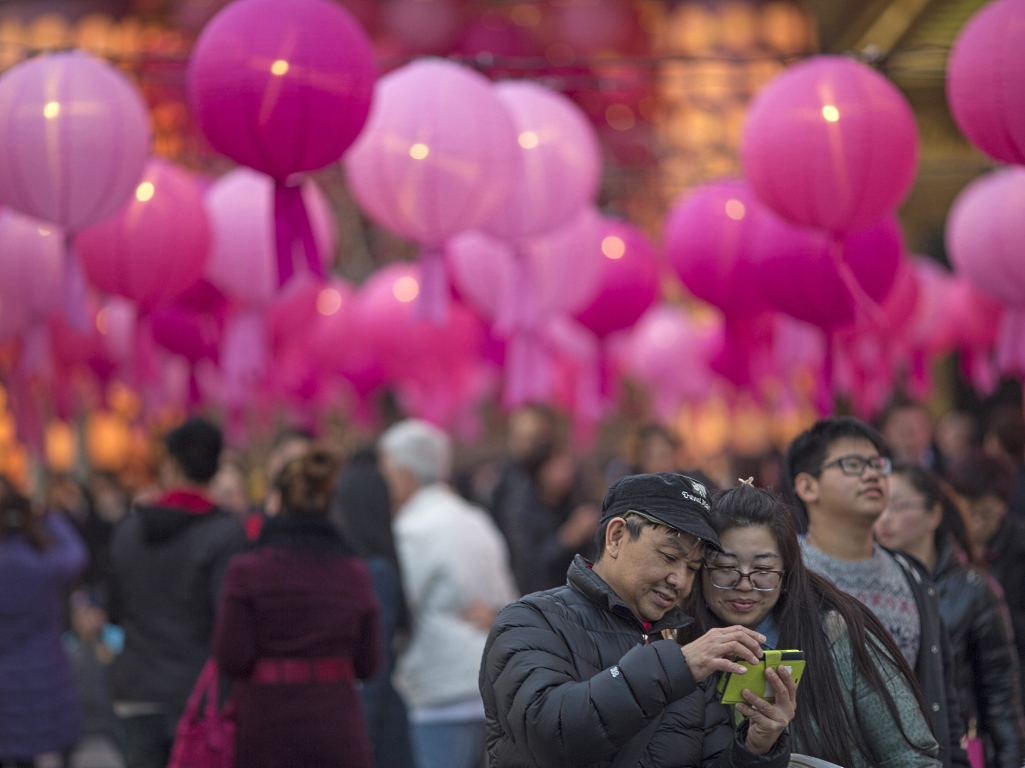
[[107, 417, 247, 768]]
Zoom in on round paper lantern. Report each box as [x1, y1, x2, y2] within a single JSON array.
[[447, 208, 604, 328], [344, 59, 521, 320], [188, 0, 375, 180], [188, 0, 375, 286], [0, 51, 150, 230], [947, 0, 1025, 165], [664, 179, 771, 316], [483, 81, 602, 241], [759, 215, 904, 329], [76, 160, 211, 311], [573, 217, 660, 339], [742, 55, 918, 234], [0, 211, 65, 321], [946, 166, 1025, 306], [205, 168, 336, 307]]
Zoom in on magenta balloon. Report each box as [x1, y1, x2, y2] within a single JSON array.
[[946, 167, 1025, 306], [742, 56, 918, 235], [947, 0, 1025, 164], [344, 59, 520, 244], [76, 160, 211, 311], [187, 0, 376, 180], [0, 51, 150, 230], [573, 217, 660, 339], [307, 279, 387, 397], [204, 168, 336, 306], [483, 81, 602, 241], [0, 210, 65, 319], [447, 208, 604, 321], [150, 304, 221, 364], [664, 179, 771, 316], [758, 215, 903, 329]]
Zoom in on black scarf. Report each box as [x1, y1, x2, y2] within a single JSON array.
[[256, 513, 356, 556]]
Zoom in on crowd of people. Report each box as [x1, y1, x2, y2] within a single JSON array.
[[1, 397, 1025, 768]]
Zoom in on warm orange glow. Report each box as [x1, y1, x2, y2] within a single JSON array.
[[43, 101, 60, 119], [316, 288, 342, 316], [393, 276, 420, 303], [96, 308, 109, 334], [822, 105, 840, 122], [271, 59, 289, 76], [602, 236, 626, 260], [409, 143, 430, 160], [46, 420, 76, 472], [518, 131, 539, 149], [606, 104, 636, 131], [725, 199, 746, 220]]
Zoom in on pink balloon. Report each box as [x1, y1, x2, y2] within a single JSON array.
[[76, 160, 211, 311], [307, 280, 387, 398], [742, 56, 918, 235], [204, 169, 336, 306], [264, 276, 325, 356], [483, 81, 602, 241], [947, 0, 1025, 164], [447, 208, 605, 324], [664, 179, 771, 316], [573, 217, 660, 339], [0, 210, 65, 320], [758, 215, 904, 330], [610, 304, 721, 421], [946, 167, 1025, 306], [187, 0, 376, 180], [0, 51, 151, 230], [344, 59, 520, 245], [908, 258, 959, 355]]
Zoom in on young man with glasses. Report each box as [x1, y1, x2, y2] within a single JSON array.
[[785, 417, 967, 768], [480, 472, 796, 768]]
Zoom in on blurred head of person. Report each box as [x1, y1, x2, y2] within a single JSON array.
[[211, 457, 249, 517], [160, 417, 223, 490], [627, 424, 681, 475], [935, 410, 978, 468], [982, 404, 1025, 468], [0, 485, 48, 550], [378, 419, 452, 512], [506, 403, 559, 471], [874, 464, 972, 570], [947, 452, 1014, 552], [275, 446, 340, 517], [265, 427, 314, 515], [879, 397, 934, 467]]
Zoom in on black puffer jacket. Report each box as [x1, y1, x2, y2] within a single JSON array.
[[109, 499, 246, 720], [933, 538, 1025, 768], [479, 556, 790, 768]]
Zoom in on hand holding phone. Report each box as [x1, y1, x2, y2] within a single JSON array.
[[717, 649, 806, 704]]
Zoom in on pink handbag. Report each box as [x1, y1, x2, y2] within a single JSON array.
[[169, 660, 236, 768]]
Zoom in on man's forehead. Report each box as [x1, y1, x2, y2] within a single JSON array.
[[824, 436, 881, 460], [651, 525, 703, 553]]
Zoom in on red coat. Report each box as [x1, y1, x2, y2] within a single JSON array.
[[213, 516, 382, 768]]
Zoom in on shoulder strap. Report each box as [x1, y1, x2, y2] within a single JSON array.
[[610, 712, 663, 768], [181, 659, 219, 722]]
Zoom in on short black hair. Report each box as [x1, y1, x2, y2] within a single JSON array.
[[784, 417, 888, 517], [947, 452, 1014, 504], [164, 417, 223, 484], [985, 405, 1025, 459]]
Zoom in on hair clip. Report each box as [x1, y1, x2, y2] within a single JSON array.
[[739, 477, 755, 487]]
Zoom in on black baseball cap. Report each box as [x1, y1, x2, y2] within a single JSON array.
[[600, 472, 720, 549]]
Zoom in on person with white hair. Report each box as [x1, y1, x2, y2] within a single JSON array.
[[378, 420, 517, 768]]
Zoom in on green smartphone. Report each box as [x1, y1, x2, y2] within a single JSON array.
[[716, 650, 806, 704]]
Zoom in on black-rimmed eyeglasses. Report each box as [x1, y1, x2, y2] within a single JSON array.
[[818, 454, 892, 477], [706, 567, 783, 591]]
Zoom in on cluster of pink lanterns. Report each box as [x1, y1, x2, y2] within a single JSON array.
[[0, 0, 1018, 453]]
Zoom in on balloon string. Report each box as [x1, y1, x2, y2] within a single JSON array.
[[828, 238, 889, 332], [273, 183, 323, 287], [814, 331, 834, 415]]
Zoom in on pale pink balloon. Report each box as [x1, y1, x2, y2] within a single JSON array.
[[0, 51, 150, 230], [947, 0, 1025, 165], [447, 208, 604, 327], [344, 59, 521, 245], [573, 217, 661, 339], [483, 81, 602, 241], [204, 169, 337, 306], [0, 210, 65, 320], [742, 55, 918, 235], [946, 167, 1025, 306], [76, 160, 211, 312], [908, 258, 959, 355]]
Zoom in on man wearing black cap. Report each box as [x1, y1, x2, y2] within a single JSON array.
[[479, 472, 795, 768]]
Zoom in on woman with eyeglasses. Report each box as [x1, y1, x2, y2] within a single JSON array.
[[683, 482, 941, 768], [875, 464, 1025, 768]]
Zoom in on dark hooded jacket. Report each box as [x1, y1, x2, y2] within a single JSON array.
[[479, 555, 791, 768], [933, 538, 1025, 768], [108, 493, 246, 720]]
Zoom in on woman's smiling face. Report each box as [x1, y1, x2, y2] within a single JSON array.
[[701, 525, 783, 630]]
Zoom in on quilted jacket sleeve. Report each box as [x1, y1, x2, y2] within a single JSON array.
[[481, 601, 698, 768]]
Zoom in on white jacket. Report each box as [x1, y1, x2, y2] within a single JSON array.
[[393, 483, 517, 711]]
